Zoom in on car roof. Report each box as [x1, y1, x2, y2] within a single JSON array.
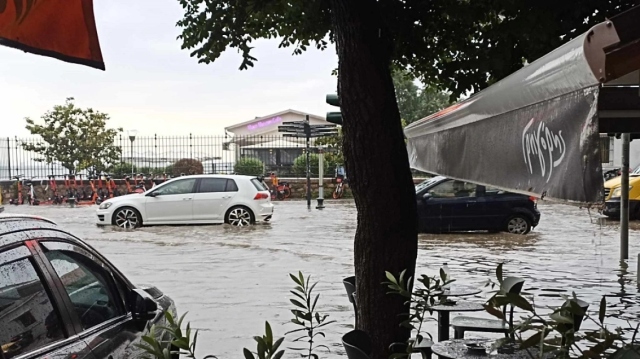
[[166, 174, 258, 180], [0, 215, 81, 250]]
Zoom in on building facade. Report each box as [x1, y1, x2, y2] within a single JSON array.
[[224, 110, 333, 171]]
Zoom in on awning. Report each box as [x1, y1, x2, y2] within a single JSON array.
[[405, 6, 640, 203], [0, 0, 104, 70]]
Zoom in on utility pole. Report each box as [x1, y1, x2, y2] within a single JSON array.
[[621, 133, 630, 260], [305, 115, 311, 210]]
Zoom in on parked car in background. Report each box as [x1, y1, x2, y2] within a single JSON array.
[[96, 174, 273, 228], [602, 164, 640, 219], [0, 215, 176, 359], [415, 176, 541, 234]]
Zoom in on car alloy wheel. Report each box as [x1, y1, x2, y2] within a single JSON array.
[[227, 207, 252, 227], [506, 216, 530, 235], [114, 208, 140, 229]]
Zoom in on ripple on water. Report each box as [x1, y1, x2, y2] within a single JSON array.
[[3, 200, 639, 358]]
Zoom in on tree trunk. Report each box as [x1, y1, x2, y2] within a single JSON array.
[[328, 1, 419, 358]]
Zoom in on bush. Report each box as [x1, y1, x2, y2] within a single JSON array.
[[234, 157, 264, 175], [172, 158, 204, 176], [292, 153, 332, 177], [108, 162, 168, 178]]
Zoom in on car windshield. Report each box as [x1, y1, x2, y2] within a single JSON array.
[[632, 165, 640, 175], [415, 176, 446, 193]]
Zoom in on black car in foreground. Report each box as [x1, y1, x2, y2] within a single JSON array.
[[0, 215, 176, 359], [416, 177, 541, 234]]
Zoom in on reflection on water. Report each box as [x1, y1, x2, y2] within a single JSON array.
[[3, 201, 640, 357]]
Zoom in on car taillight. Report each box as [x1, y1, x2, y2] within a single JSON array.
[[254, 192, 269, 200], [529, 196, 537, 203]]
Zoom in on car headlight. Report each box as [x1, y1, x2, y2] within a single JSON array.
[[99, 202, 113, 210], [611, 186, 633, 198]]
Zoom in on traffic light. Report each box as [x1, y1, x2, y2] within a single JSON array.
[[326, 94, 343, 125]]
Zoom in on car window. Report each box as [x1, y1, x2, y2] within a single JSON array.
[[485, 186, 506, 195], [428, 180, 476, 198], [415, 176, 446, 194], [1, 247, 65, 358], [198, 178, 227, 193], [251, 178, 268, 191], [44, 251, 121, 330], [154, 179, 196, 196], [226, 179, 238, 192]]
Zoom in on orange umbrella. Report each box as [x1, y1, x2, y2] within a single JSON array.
[[0, 0, 104, 70]]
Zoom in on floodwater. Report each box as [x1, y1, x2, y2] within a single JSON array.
[[3, 201, 640, 358]]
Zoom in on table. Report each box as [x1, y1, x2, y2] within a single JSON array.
[[434, 285, 482, 297], [432, 339, 554, 359], [431, 301, 485, 342]]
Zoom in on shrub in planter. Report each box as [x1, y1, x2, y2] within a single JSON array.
[[235, 157, 264, 175], [172, 158, 204, 176]]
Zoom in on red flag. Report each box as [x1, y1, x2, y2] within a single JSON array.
[[0, 0, 104, 70]]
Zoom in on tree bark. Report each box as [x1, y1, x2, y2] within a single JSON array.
[[328, 1, 419, 358]]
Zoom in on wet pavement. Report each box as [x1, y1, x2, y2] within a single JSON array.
[[3, 201, 640, 358]]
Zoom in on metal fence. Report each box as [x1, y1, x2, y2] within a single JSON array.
[[0, 135, 342, 180]]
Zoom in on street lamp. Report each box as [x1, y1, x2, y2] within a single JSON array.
[[128, 130, 138, 175]]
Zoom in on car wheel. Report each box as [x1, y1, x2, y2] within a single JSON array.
[[112, 207, 142, 229], [505, 215, 531, 235], [225, 206, 254, 227]]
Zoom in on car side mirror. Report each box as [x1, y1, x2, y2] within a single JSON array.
[[130, 288, 158, 325], [422, 193, 433, 201], [146, 191, 158, 197]]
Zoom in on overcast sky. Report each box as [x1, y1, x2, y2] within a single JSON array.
[[0, 0, 339, 137]]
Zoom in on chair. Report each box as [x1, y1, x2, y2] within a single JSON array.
[[343, 276, 358, 327], [342, 330, 372, 359], [451, 277, 525, 339]]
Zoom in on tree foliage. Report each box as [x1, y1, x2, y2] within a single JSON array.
[[22, 98, 122, 175], [172, 158, 204, 176], [393, 68, 451, 125], [176, 0, 637, 99], [292, 153, 330, 177]]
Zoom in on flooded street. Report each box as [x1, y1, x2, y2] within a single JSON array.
[[3, 201, 640, 358]]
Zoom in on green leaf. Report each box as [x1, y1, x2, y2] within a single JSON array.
[[549, 312, 574, 324], [483, 304, 505, 320], [265, 321, 273, 347], [243, 348, 256, 359], [386, 271, 398, 284], [496, 263, 503, 283], [290, 273, 302, 286], [505, 293, 534, 312], [273, 350, 285, 359], [520, 330, 546, 350], [599, 296, 606, 324], [290, 299, 307, 309], [272, 337, 285, 353]]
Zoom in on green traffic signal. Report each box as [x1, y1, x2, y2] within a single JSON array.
[[325, 94, 342, 125]]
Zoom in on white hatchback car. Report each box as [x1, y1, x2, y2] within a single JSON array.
[[96, 174, 273, 228]]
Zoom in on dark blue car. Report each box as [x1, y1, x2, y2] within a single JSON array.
[[416, 176, 541, 234]]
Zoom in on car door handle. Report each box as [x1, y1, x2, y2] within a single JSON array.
[[183, 197, 192, 201], [222, 196, 232, 199]]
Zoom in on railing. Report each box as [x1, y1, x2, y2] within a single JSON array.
[[0, 135, 342, 180]]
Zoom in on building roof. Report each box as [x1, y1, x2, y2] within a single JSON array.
[[224, 109, 326, 132]]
